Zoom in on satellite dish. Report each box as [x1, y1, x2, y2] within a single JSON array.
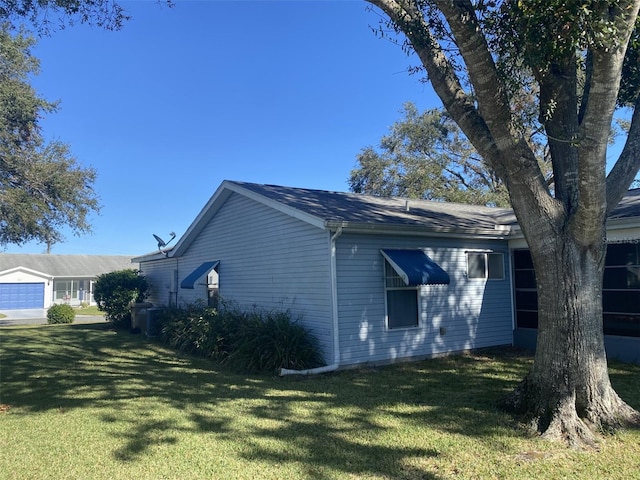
[[153, 234, 166, 248], [152, 232, 176, 256]]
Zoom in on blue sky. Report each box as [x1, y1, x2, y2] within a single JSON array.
[[6, 0, 441, 256], [5, 0, 634, 257]]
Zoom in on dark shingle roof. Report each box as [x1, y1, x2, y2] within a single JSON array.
[[0, 254, 137, 277], [232, 181, 515, 233], [608, 188, 640, 219], [232, 182, 640, 231]]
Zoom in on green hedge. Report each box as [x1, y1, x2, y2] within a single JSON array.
[[158, 304, 325, 373]]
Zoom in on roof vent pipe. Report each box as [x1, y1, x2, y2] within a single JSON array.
[[405, 200, 410, 212]]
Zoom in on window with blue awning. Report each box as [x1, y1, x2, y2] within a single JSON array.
[[380, 249, 450, 286], [180, 261, 220, 289]]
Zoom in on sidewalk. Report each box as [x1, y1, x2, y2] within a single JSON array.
[[0, 309, 106, 327]]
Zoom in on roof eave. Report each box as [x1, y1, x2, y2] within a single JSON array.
[[132, 251, 170, 263], [324, 220, 512, 240], [503, 216, 640, 242]]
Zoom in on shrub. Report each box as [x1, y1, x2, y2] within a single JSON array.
[[158, 304, 325, 373], [93, 269, 148, 329], [47, 304, 75, 324], [226, 309, 325, 373], [159, 305, 242, 360]]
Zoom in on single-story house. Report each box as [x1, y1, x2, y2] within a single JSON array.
[[134, 181, 640, 370], [0, 254, 137, 310]]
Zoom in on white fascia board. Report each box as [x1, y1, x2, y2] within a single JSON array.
[[324, 221, 511, 240], [605, 217, 640, 242], [132, 249, 174, 263], [605, 216, 640, 231], [508, 217, 640, 249]]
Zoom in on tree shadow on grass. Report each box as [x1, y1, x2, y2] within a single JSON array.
[[0, 326, 579, 479]]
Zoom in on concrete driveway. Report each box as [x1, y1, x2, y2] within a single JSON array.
[[0, 308, 106, 326]]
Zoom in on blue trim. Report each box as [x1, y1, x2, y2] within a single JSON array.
[[180, 261, 219, 289], [381, 249, 450, 286]]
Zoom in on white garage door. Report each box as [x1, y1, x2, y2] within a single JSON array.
[[0, 283, 45, 309]]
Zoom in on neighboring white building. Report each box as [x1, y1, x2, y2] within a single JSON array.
[[0, 254, 137, 310], [134, 181, 640, 368]]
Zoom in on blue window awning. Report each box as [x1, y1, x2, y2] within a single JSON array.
[[381, 249, 450, 286], [180, 261, 219, 289]]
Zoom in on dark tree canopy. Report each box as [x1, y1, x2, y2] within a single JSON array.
[[0, 24, 99, 248], [0, 0, 130, 33]]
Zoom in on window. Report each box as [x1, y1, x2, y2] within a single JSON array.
[[513, 249, 538, 329], [54, 280, 78, 302], [384, 259, 419, 329], [513, 245, 640, 337], [207, 265, 220, 308], [603, 242, 640, 337], [467, 252, 504, 279]]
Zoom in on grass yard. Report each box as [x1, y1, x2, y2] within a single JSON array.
[[74, 305, 104, 316], [1, 325, 639, 480]]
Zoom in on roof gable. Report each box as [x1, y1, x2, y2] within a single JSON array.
[[0, 266, 52, 280]]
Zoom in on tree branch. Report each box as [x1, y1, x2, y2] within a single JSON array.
[[538, 54, 580, 212], [367, 0, 500, 164], [606, 97, 640, 213], [573, 0, 640, 242]]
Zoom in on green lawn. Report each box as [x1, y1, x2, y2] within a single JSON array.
[[1, 324, 639, 480], [74, 305, 104, 316]]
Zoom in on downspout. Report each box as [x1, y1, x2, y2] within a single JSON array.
[[280, 226, 343, 375]]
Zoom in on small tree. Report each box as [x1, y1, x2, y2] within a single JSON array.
[[93, 269, 148, 329]]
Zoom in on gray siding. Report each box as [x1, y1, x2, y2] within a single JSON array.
[[335, 233, 513, 366], [139, 256, 178, 307], [142, 192, 335, 361]]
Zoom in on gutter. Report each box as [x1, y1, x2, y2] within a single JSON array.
[[323, 220, 512, 240], [280, 227, 343, 376]]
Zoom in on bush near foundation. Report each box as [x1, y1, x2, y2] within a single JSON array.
[[47, 304, 75, 324], [93, 269, 148, 329], [158, 304, 325, 373]]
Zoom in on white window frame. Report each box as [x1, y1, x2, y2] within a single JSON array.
[[466, 251, 505, 280], [207, 264, 220, 308], [383, 258, 420, 330]]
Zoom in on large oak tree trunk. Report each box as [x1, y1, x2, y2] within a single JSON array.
[[503, 225, 640, 447], [367, 0, 640, 447]]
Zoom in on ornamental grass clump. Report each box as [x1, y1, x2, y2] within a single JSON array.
[[158, 304, 324, 373], [226, 309, 325, 373], [46, 304, 75, 324]]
